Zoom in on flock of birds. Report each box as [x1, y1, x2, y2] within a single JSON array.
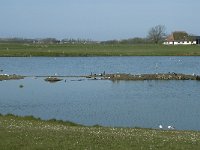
[[159, 125, 175, 130]]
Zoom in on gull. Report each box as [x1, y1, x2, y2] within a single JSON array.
[[159, 125, 163, 129], [155, 63, 158, 69], [167, 125, 175, 130]]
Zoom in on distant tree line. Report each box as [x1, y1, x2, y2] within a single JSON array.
[[0, 37, 155, 44], [0, 38, 96, 44], [100, 37, 153, 44], [61, 38, 97, 44], [0, 38, 36, 43], [0, 25, 167, 44], [0, 38, 60, 44]]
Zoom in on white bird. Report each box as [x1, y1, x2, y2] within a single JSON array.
[[167, 125, 175, 130], [159, 125, 163, 129], [155, 63, 158, 69]]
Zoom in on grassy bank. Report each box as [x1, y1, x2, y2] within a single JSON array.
[[0, 43, 200, 56], [0, 114, 200, 149]]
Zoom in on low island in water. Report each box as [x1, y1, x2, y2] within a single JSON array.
[[1, 72, 200, 82]]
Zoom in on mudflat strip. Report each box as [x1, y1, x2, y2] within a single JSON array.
[[0, 74, 24, 81], [1, 73, 200, 81], [103, 73, 199, 81]]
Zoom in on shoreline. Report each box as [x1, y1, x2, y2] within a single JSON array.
[[102, 73, 200, 81], [0, 113, 199, 131], [1, 73, 200, 81], [0, 74, 24, 81], [1, 113, 200, 149]]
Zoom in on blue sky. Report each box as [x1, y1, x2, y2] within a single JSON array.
[[0, 0, 199, 40]]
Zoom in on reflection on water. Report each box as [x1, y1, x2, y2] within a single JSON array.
[[1, 77, 200, 131]]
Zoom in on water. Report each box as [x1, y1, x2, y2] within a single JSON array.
[[1, 56, 200, 130], [0, 56, 200, 76]]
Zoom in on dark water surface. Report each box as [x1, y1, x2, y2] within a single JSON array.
[[1, 57, 200, 130]]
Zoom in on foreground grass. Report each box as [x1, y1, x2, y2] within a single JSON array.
[[0, 43, 200, 56], [0, 114, 200, 149]]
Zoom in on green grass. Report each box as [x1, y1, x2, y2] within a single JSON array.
[[1, 114, 200, 149], [0, 43, 200, 56]]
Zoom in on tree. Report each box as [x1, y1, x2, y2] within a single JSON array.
[[148, 25, 166, 44]]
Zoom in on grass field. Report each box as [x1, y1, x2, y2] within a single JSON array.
[[1, 114, 200, 149], [0, 43, 200, 56]]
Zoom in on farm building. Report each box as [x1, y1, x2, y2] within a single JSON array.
[[194, 36, 200, 44], [163, 31, 199, 45]]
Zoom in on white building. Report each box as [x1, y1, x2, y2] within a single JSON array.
[[163, 31, 198, 45]]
